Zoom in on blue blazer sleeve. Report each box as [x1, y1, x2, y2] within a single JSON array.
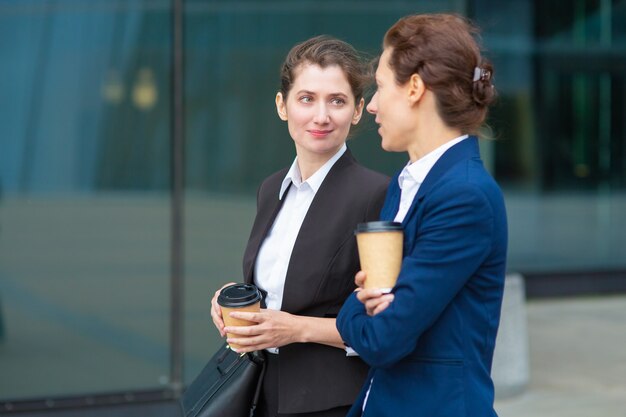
[[337, 180, 496, 368]]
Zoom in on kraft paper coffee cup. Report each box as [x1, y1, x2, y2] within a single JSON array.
[[355, 221, 403, 292], [217, 283, 261, 349]]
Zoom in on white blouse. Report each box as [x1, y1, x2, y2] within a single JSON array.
[[253, 145, 346, 351]]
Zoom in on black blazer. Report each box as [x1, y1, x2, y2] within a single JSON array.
[[242, 149, 389, 414]]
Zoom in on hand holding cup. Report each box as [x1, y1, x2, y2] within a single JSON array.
[[211, 282, 237, 337], [217, 283, 262, 349], [355, 271, 395, 316]]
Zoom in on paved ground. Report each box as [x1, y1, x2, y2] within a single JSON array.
[[494, 295, 626, 417], [3, 294, 625, 416]]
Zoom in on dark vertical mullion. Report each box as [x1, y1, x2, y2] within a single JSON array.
[[170, 0, 185, 397]]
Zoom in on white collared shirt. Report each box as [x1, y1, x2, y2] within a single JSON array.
[[394, 135, 468, 223], [254, 145, 347, 352]]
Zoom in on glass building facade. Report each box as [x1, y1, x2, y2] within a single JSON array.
[[1, 0, 625, 412]]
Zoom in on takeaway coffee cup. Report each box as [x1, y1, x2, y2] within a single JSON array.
[[217, 283, 262, 349], [355, 221, 403, 292]]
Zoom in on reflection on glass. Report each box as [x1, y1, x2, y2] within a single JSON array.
[[0, 2, 172, 400], [132, 68, 159, 111]]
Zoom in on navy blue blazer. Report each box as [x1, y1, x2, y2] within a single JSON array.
[[337, 137, 508, 417]]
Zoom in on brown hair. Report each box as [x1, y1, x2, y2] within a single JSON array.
[[279, 35, 368, 102], [383, 14, 496, 134]]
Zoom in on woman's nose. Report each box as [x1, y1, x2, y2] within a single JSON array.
[[313, 104, 330, 124], [366, 92, 378, 114]]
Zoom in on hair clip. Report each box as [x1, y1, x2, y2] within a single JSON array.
[[473, 67, 491, 82]]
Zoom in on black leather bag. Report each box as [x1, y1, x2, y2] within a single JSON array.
[[181, 343, 266, 417]]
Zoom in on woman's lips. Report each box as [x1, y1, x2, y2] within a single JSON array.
[[308, 129, 333, 138]]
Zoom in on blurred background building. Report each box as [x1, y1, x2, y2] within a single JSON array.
[[1, 0, 625, 415]]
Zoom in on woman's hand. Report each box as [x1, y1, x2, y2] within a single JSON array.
[[224, 309, 300, 353], [354, 271, 394, 316], [210, 282, 237, 337]]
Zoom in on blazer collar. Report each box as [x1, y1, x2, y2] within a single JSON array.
[[382, 136, 480, 224], [415, 135, 480, 202], [279, 144, 347, 199], [244, 148, 356, 285]]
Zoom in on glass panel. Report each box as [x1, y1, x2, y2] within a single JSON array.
[[473, 0, 626, 272], [1, 0, 624, 403], [0, 1, 172, 400]]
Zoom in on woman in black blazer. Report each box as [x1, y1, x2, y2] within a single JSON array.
[[210, 36, 389, 417]]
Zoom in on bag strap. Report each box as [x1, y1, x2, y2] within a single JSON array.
[[248, 353, 267, 417]]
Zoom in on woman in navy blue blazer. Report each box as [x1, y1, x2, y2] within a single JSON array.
[[337, 14, 507, 417]]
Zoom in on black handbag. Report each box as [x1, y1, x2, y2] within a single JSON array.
[[181, 343, 266, 417]]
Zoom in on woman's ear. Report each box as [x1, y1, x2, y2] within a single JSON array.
[[275, 92, 288, 121], [407, 73, 426, 106], [352, 97, 365, 125]]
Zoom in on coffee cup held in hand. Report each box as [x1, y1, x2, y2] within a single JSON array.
[[217, 283, 262, 349], [355, 221, 403, 293]]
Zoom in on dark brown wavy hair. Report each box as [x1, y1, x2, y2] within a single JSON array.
[[384, 13, 496, 134]]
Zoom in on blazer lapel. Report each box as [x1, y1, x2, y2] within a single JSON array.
[[401, 136, 481, 225], [280, 150, 355, 312], [243, 181, 289, 284], [380, 172, 401, 222]]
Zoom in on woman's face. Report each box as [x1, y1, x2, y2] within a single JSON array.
[[367, 48, 415, 153], [276, 63, 363, 160]]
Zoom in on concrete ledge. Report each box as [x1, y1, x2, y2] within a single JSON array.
[[492, 273, 530, 399]]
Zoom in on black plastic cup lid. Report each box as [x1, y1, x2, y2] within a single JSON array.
[[217, 283, 261, 308], [355, 221, 403, 234]]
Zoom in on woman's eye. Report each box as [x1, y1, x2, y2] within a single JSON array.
[[299, 96, 312, 103], [331, 98, 346, 105]]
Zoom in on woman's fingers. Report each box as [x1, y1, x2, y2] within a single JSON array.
[[372, 298, 393, 315], [228, 311, 264, 323], [210, 292, 226, 336], [354, 274, 395, 315], [225, 321, 273, 353], [355, 270, 367, 288], [356, 288, 383, 303], [210, 282, 237, 337], [224, 323, 260, 336], [227, 336, 268, 353], [223, 311, 268, 336], [225, 309, 297, 351], [356, 288, 390, 315]]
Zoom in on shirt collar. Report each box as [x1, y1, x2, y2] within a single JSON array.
[[279, 144, 347, 199], [398, 134, 468, 189]]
